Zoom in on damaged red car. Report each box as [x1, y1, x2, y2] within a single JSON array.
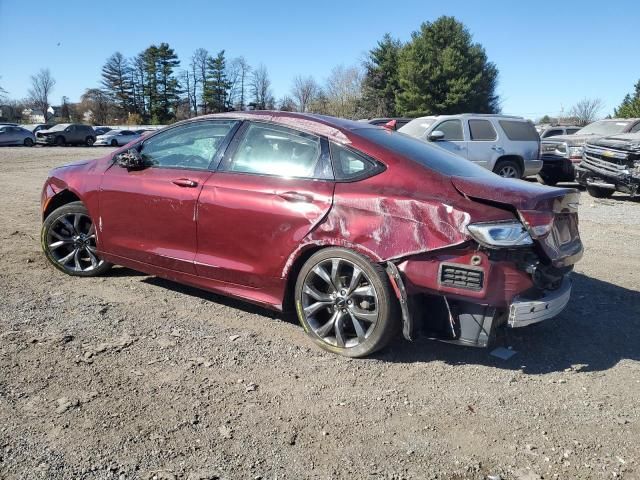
[[40, 112, 583, 357]]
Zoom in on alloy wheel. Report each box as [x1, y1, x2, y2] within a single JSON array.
[[499, 165, 519, 178], [301, 257, 379, 349], [45, 212, 103, 273]]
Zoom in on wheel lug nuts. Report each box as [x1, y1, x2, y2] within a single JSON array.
[[347, 300, 352, 305], [340, 290, 346, 295]]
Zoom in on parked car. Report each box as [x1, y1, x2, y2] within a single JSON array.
[[93, 127, 112, 136], [94, 129, 142, 147], [538, 125, 581, 138], [22, 123, 54, 134], [575, 133, 640, 198], [36, 123, 96, 146], [40, 112, 583, 357], [538, 118, 640, 185], [367, 118, 413, 130], [0, 125, 36, 146], [398, 114, 542, 178]]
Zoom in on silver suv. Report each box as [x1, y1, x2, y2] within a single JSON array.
[[399, 114, 542, 178]]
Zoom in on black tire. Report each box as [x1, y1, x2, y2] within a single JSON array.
[[41, 201, 112, 277], [110, 139, 118, 147], [85, 136, 95, 146], [23, 137, 34, 147], [55, 136, 65, 147], [586, 185, 614, 199], [536, 172, 558, 186], [294, 247, 399, 358], [494, 159, 523, 179]]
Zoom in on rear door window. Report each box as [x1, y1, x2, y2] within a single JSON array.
[[468, 119, 497, 141], [434, 119, 463, 140], [223, 123, 331, 179], [498, 120, 539, 141]]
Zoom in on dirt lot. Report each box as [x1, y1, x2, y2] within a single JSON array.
[[0, 146, 639, 480]]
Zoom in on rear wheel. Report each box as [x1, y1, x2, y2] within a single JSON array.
[[41, 201, 112, 277], [586, 185, 614, 199], [23, 137, 34, 147], [294, 248, 398, 357], [494, 159, 522, 179]]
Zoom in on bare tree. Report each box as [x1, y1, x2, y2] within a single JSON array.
[[181, 70, 197, 117], [570, 98, 604, 126], [191, 48, 210, 113], [27, 69, 56, 122], [291, 75, 319, 113], [0, 76, 7, 103], [324, 65, 363, 119], [278, 96, 297, 112], [250, 64, 274, 110], [80, 88, 114, 125], [228, 56, 251, 111]]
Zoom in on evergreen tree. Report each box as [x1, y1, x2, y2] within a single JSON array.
[[396, 16, 500, 116], [360, 34, 402, 117], [141, 43, 181, 123], [204, 50, 230, 113], [614, 80, 640, 118], [101, 52, 132, 114]]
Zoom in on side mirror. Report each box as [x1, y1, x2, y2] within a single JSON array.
[[428, 131, 445, 142], [115, 148, 146, 169]]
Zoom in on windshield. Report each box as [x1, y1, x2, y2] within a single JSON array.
[[398, 118, 435, 138], [355, 128, 498, 178], [48, 124, 68, 131], [577, 120, 630, 136]]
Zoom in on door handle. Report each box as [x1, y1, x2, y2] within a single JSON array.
[[172, 178, 198, 188], [491, 145, 504, 152], [278, 191, 313, 203]]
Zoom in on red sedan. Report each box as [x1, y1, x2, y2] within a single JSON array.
[[40, 112, 583, 357]]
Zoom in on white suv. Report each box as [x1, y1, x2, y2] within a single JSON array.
[[399, 114, 542, 178]]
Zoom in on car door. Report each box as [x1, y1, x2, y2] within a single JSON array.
[[195, 121, 334, 288], [98, 119, 240, 274], [466, 119, 500, 169], [0, 127, 12, 145], [430, 119, 467, 158]]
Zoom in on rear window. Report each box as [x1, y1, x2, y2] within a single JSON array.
[[355, 128, 497, 178], [468, 119, 497, 141], [499, 120, 539, 141]]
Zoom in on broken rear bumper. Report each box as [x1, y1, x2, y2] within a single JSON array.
[[508, 278, 571, 328]]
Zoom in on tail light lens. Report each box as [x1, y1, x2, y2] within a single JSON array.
[[467, 221, 533, 247], [519, 210, 555, 238]]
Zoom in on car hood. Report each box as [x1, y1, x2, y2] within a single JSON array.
[[541, 133, 601, 146], [588, 133, 640, 151], [37, 128, 64, 136]]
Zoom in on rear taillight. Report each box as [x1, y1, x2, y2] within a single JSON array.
[[519, 210, 555, 238]]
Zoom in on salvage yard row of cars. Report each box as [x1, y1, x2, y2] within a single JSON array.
[[0, 123, 157, 147]]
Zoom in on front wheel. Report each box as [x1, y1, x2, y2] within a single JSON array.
[[55, 136, 65, 146], [294, 248, 399, 357], [110, 139, 118, 147], [41, 201, 112, 277], [586, 185, 615, 199], [85, 136, 95, 146]]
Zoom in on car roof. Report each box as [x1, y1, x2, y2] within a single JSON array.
[[177, 111, 379, 143]]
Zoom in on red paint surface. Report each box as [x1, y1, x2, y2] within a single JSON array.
[[41, 112, 583, 311]]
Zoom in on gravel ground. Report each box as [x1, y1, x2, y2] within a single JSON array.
[[0, 146, 639, 480]]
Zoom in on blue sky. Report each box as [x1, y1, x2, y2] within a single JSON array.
[[1, 0, 638, 120]]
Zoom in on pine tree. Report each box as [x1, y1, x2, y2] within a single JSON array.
[[101, 52, 132, 114], [614, 80, 640, 118], [360, 34, 402, 117], [203, 50, 230, 113], [396, 16, 500, 116]]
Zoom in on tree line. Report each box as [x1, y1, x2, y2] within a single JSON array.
[[6, 16, 636, 126]]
